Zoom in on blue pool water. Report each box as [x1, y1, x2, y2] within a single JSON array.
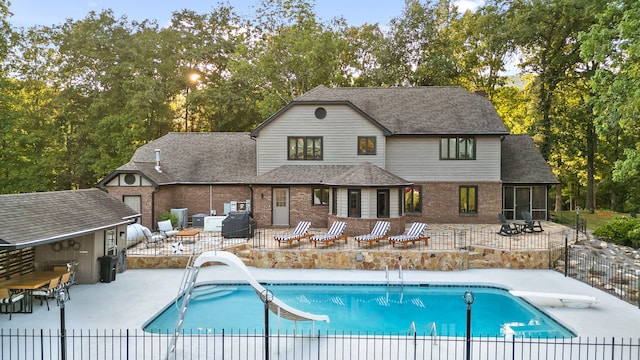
[[143, 283, 574, 338]]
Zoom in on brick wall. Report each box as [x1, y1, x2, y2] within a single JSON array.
[[155, 184, 251, 220], [422, 182, 502, 224], [105, 186, 155, 229]]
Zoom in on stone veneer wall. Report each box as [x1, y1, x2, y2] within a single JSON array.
[[127, 246, 555, 271]]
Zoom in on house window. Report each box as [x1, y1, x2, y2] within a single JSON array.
[[312, 188, 329, 205], [440, 137, 476, 159], [358, 136, 376, 155], [377, 189, 390, 218], [348, 189, 361, 218], [459, 186, 478, 214], [314, 107, 327, 119], [404, 185, 422, 213], [288, 137, 323, 160]]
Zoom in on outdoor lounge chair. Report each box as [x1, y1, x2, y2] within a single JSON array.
[[158, 220, 179, 239], [0, 288, 25, 320], [354, 221, 390, 247], [32, 275, 61, 311], [521, 211, 544, 232], [388, 222, 429, 248], [497, 214, 523, 236], [310, 221, 348, 247], [142, 226, 166, 247], [274, 221, 312, 247]]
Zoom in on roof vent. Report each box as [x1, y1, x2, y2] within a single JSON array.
[[154, 149, 162, 173]]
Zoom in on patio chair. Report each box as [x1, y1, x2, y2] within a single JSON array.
[[498, 214, 522, 236], [0, 288, 25, 320], [521, 211, 544, 232], [354, 221, 391, 247], [388, 222, 429, 248], [310, 221, 348, 247], [57, 271, 73, 301], [158, 220, 179, 239], [142, 226, 166, 247], [274, 221, 313, 247], [32, 275, 61, 311]]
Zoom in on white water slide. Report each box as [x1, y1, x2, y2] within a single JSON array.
[[193, 251, 330, 323]]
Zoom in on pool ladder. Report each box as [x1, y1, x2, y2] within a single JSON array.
[[166, 265, 200, 359], [385, 265, 404, 286]]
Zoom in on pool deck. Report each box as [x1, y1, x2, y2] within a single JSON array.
[[2, 266, 639, 338]]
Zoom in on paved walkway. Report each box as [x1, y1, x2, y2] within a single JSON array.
[[2, 266, 639, 338]]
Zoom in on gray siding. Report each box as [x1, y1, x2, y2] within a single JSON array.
[[255, 104, 386, 175], [386, 136, 501, 182]]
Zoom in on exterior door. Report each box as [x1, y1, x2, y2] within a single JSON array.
[[272, 188, 289, 226], [515, 188, 530, 220], [123, 195, 141, 223]]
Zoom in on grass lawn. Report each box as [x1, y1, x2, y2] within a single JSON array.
[[551, 210, 635, 232]]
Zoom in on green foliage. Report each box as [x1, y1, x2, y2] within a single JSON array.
[[0, 0, 637, 218], [159, 212, 179, 228], [593, 216, 640, 248]]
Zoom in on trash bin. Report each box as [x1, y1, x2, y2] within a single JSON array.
[[221, 211, 255, 238], [99, 255, 117, 283]]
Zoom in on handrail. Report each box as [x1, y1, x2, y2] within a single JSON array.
[[408, 321, 416, 336], [385, 265, 389, 286]]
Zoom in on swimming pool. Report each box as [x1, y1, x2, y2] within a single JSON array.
[[143, 283, 574, 338]]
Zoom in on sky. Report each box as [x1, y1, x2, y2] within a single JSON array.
[[8, 0, 485, 28]]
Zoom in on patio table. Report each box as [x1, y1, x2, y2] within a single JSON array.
[[0, 270, 68, 313], [175, 229, 202, 244]]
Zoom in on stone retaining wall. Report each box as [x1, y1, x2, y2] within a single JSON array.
[[126, 245, 556, 271]]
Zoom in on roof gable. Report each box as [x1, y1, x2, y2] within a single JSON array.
[[0, 189, 139, 249], [250, 100, 393, 137]]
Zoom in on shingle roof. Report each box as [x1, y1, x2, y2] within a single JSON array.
[[501, 135, 559, 184], [0, 189, 140, 249], [113, 132, 256, 184], [253, 163, 410, 186], [273, 85, 509, 135], [325, 162, 411, 186]]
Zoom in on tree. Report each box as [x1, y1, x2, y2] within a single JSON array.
[[580, 0, 640, 211], [248, 0, 343, 117]]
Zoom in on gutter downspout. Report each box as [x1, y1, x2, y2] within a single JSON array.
[[152, 187, 159, 230]]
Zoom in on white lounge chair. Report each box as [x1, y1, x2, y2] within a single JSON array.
[[158, 220, 179, 239], [310, 221, 348, 247], [388, 222, 429, 248], [355, 221, 391, 247], [274, 221, 313, 247]]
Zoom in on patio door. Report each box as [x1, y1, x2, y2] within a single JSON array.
[[515, 188, 530, 220], [272, 188, 289, 226]]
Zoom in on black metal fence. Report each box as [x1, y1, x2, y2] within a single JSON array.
[[2, 329, 639, 360], [561, 246, 640, 308], [126, 227, 565, 256]]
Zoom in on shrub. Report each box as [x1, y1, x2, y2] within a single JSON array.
[[593, 216, 640, 248], [159, 212, 178, 228]]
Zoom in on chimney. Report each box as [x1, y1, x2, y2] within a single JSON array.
[[154, 149, 162, 173]]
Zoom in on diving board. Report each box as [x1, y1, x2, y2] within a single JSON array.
[[193, 251, 330, 323], [509, 290, 599, 308]]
